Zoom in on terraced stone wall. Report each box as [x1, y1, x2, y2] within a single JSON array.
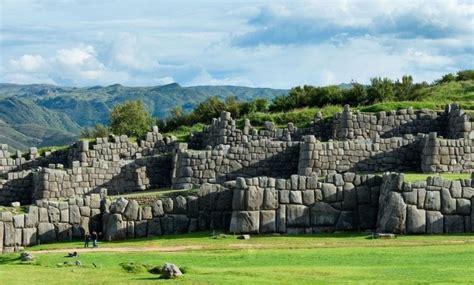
[[0, 193, 102, 253], [377, 173, 474, 234], [298, 135, 423, 176], [421, 133, 474, 173], [32, 154, 172, 200], [172, 140, 300, 189], [229, 173, 383, 234]]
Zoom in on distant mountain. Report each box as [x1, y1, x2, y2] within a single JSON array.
[[0, 83, 287, 150]]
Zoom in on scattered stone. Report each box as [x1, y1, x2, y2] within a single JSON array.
[[20, 252, 33, 261], [160, 263, 183, 279], [237, 234, 251, 240], [375, 233, 396, 239]]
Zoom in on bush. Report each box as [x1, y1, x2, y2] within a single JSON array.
[[109, 100, 153, 137], [120, 262, 151, 273], [80, 123, 109, 139]]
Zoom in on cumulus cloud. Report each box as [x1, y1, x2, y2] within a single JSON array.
[[9, 54, 46, 72], [0, 0, 472, 88], [233, 0, 474, 47]]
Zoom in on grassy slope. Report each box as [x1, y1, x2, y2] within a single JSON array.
[[1, 232, 474, 284], [240, 80, 474, 129]]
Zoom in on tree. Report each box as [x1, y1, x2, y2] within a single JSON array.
[[254, 98, 268, 112], [109, 100, 153, 137], [367, 77, 394, 103], [436, 73, 455, 84], [456, 70, 474, 81], [80, 123, 110, 139]]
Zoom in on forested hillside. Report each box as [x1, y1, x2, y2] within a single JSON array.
[[0, 83, 286, 150]]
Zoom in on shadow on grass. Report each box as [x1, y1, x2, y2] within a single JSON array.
[[0, 255, 20, 265]]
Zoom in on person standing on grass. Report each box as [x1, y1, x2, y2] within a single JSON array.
[[91, 231, 98, 248], [84, 232, 91, 248]]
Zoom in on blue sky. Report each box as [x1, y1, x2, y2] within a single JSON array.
[[0, 0, 473, 88]]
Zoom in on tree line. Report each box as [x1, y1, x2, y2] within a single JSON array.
[[81, 70, 474, 138]]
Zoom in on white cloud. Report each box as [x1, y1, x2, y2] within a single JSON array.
[[9, 54, 46, 72], [0, 0, 472, 88], [55, 45, 96, 67]]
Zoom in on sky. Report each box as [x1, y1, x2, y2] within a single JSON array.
[[0, 0, 473, 89]]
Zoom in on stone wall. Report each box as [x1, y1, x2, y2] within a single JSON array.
[[190, 105, 472, 150], [446, 104, 474, 139], [377, 173, 474, 234], [0, 127, 176, 206], [0, 144, 68, 175], [229, 173, 383, 234], [172, 140, 300, 189], [102, 183, 232, 240], [0, 193, 102, 253], [421, 133, 474, 173], [0, 183, 236, 252], [67, 127, 176, 166], [333, 105, 446, 140], [298, 134, 423, 176], [0, 170, 33, 206], [32, 154, 172, 200], [189, 112, 310, 149]]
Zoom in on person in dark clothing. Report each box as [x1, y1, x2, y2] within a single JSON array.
[[84, 232, 91, 248], [91, 231, 98, 248]]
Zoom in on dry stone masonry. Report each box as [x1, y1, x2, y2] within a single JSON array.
[[0, 103, 473, 253]]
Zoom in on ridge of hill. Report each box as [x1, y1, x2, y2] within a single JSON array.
[[0, 83, 287, 150]]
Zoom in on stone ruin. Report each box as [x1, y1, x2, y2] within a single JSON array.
[[0, 103, 473, 253]]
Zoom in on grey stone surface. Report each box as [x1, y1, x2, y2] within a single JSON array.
[[321, 183, 337, 202], [444, 215, 464, 233], [286, 205, 310, 227], [37, 222, 56, 243], [424, 191, 441, 211], [406, 205, 426, 234], [311, 202, 340, 226], [123, 200, 139, 221], [151, 200, 164, 217], [441, 188, 457, 215], [247, 186, 263, 211], [260, 210, 276, 233], [426, 211, 444, 234], [263, 188, 278, 210], [377, 191, 406, 234], [105, 214, 126, 240], [229, 211, 259, 234]]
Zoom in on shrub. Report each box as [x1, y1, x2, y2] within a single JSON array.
[[109, 100, 153, 137]]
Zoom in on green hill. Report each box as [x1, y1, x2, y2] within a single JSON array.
[[0, 83, 287, 150]]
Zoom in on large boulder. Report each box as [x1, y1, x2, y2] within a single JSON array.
[[406, 205, 426, 234], [110, 197, 128, 214], [260, 210, 276, 233], [151, 200, 164, 217], [426, 211, 444, 234], [441, 188, 456, 215], [263, 188, 279, 210], [104, 214, 126, 240], [311, 202, 340, 226], [229, 211, 259, 234], [123, 200, 139, 221], [160, 263, 183, 279], [444, 215, 464, 233], [147, 218, 162, 236], [247, 186, 263, 210], [286, 205, 310, 227], [377, 174, 407, 234], [69, 205, 81, 224], [38, 222, 56, 244]]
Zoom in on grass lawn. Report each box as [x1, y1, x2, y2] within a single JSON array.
[[1, 232, 474, 284]]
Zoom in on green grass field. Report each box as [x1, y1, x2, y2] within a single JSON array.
[[1, 232, 474, 284]]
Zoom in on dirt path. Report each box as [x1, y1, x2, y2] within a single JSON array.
[[34, 245, 206, 254]]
